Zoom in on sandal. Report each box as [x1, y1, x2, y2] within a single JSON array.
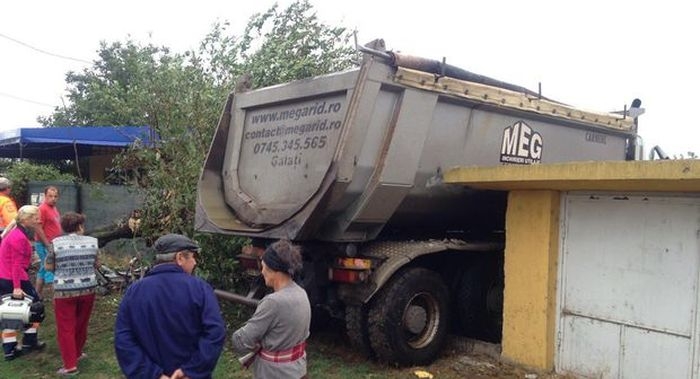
[[56, 367, 79, 376]]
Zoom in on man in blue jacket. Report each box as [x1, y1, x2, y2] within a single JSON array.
[[114, 234, 225, 379]]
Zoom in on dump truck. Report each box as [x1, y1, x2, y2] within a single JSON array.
[[196, 39, 641, 365]]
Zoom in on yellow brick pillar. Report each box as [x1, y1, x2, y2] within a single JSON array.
[[501, 190, 560, 370]]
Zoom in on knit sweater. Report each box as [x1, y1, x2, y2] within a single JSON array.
[[52, 233, 98, 298]]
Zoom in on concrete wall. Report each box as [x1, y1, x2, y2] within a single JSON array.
[[28, 182, 143, 233], [501, 190, 560, 369]]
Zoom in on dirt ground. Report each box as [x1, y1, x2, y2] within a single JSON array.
[[310, 323, 572, 379], [420, 337, 570, 379]]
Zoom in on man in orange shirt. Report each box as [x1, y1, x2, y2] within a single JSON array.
[[0, 177, 18, 233]]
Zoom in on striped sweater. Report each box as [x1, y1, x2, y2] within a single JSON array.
[[52, 234, 98, 298]]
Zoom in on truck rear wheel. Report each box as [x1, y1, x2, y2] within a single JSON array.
[[345, 305, 374, 357], [368, 267, 450, 365], [454, 259, 503, 342]]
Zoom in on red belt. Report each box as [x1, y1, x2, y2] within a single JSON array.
[[259, 341, 307, 363]]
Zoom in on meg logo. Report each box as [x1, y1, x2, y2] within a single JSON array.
[[500, 121, 543, 164]]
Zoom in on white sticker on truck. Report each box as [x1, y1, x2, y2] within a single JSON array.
[[236, 95, 347, 207], [243, 99, 344, 169], [500, 121, 543, 164]]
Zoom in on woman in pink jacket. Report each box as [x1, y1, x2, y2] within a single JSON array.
[[0, 205, 46, 361]]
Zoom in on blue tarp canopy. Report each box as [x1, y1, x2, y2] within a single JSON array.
[[0, 126, 155, 160]]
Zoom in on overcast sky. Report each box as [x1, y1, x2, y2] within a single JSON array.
[[1, 0, 698, 157]]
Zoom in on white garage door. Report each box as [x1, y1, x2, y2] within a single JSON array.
[[557, 194, 700, 379]]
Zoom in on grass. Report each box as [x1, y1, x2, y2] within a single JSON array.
[[0, 293, 124, 378], [0, 290, 468, 379], [2, 249, 515, 378]]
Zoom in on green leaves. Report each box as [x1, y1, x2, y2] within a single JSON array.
[[4, 161, 75, 205], [237, 0, 359, 88], [38, 0, 358, 289]]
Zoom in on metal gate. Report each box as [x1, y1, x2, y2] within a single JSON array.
[[557, 193, 700, 378]]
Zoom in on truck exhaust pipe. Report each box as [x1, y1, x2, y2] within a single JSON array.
[[354, 36, 545, 100], [214, 289, 259, 308]]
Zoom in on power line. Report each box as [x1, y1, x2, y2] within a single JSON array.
[[0, 32, 92, 64], [0, 92, 55, 107]]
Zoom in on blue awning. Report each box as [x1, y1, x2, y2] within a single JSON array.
[[0, 126, 155, 160]]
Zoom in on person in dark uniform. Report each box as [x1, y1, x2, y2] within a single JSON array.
[[115, 234, 225, 379]]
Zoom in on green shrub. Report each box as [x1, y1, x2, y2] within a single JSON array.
[[3, 161, 75, 205]]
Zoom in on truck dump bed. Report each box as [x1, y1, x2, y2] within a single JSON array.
[[196, 47, 636, 242]]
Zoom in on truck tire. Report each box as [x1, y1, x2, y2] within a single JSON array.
[[368, 267, 450, 366], [454, 260, 503, 342], [345, 305, 374, 357]]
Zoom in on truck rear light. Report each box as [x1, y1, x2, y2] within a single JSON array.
[[237, 255, 260, 271], [237, 245, 264, 271], [329, 268, 369, 283], [335, 257, 373, 269]]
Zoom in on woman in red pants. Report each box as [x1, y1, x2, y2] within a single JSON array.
[[51, 212, 99, 376]]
